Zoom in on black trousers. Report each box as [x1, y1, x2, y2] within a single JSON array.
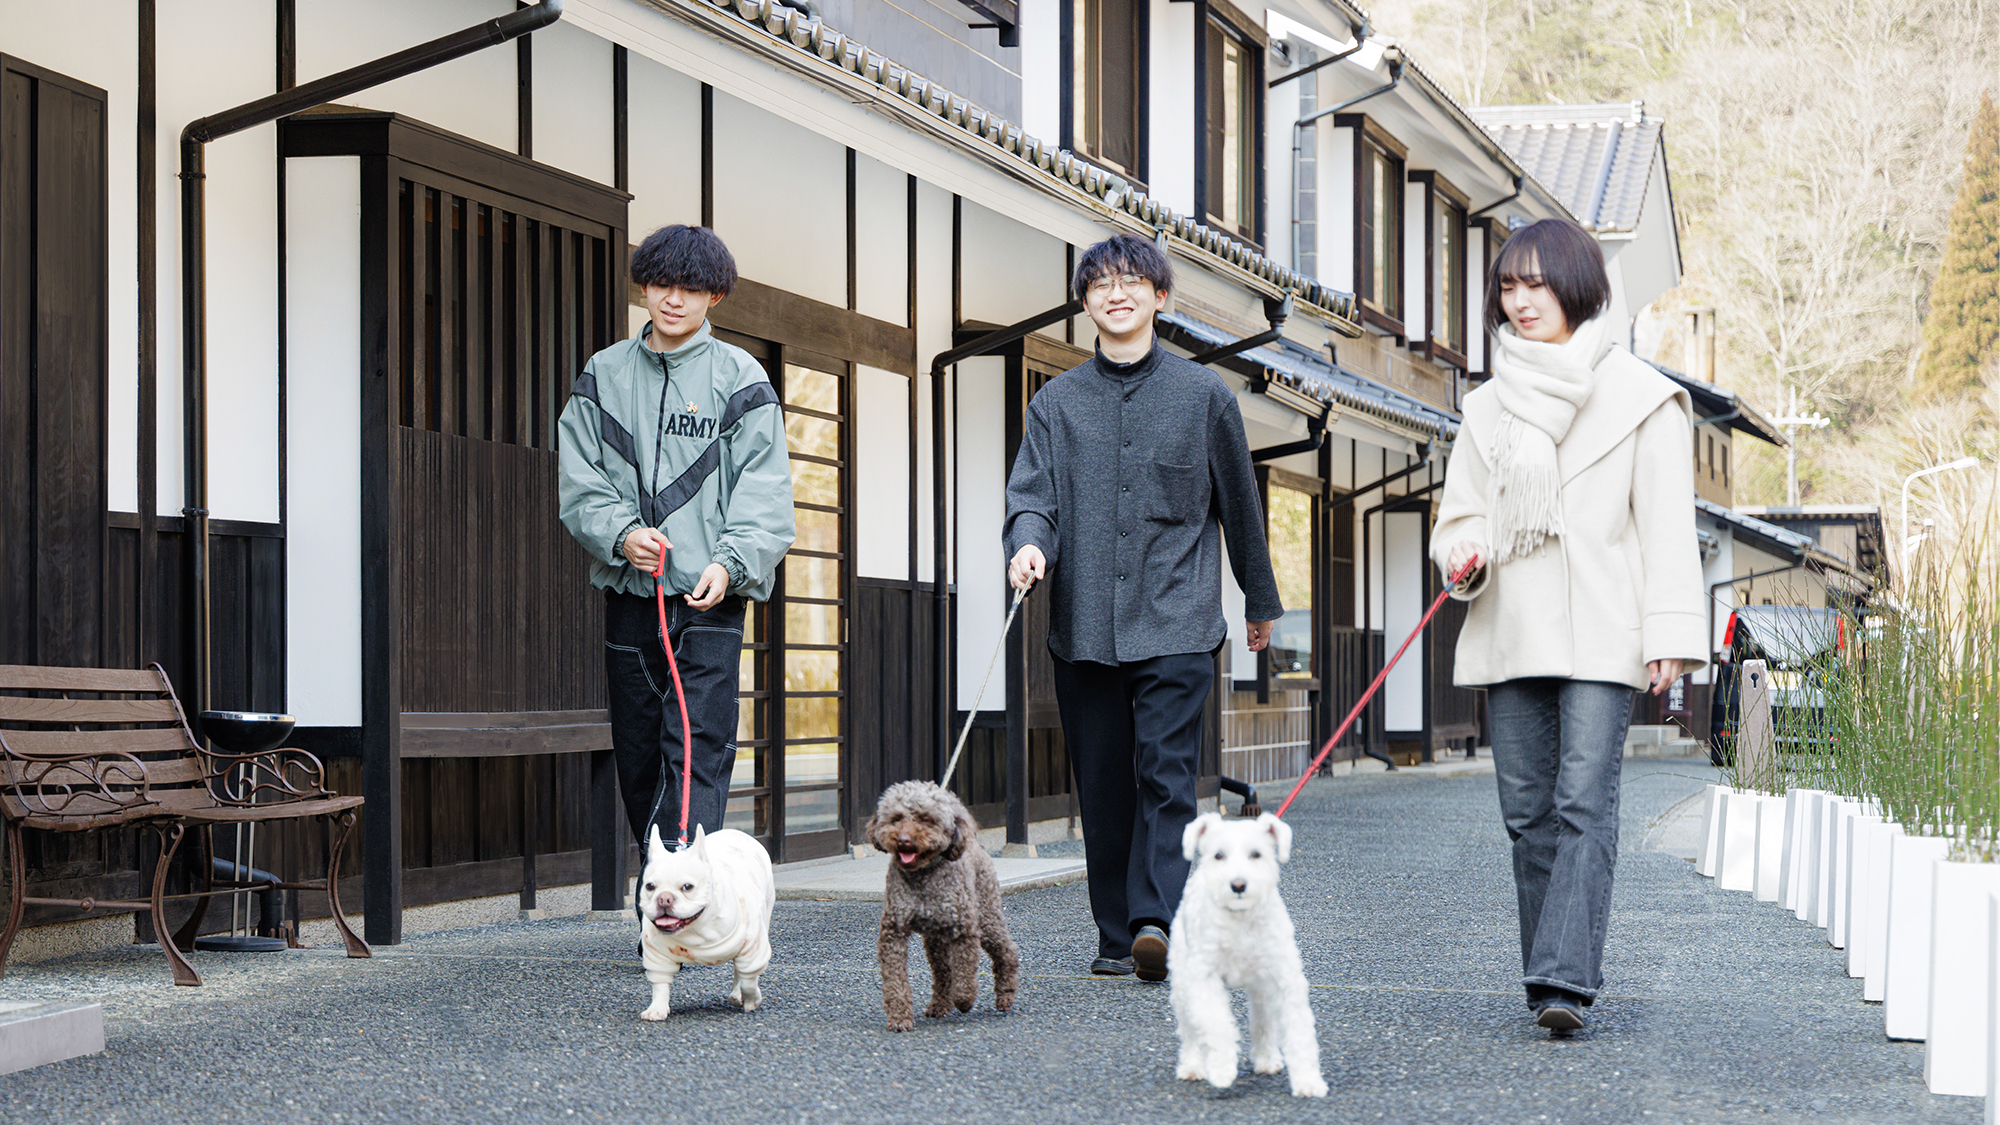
[[603, 590, 745, 848], [1052, 650, 1215, 958]]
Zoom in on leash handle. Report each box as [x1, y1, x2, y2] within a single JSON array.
[[1273, 554, 1482, 819], [940, 583, 1031, 790], [651, 542, 696, 848]]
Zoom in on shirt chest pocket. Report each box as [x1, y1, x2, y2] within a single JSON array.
[[1146, 460, 1205, 524]]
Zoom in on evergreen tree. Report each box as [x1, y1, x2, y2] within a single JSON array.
[[1918, 91, 2000, 398]]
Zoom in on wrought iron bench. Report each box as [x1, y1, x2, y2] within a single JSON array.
[[0, 664, 369, 985]]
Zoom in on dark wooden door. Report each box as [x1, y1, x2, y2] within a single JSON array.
[[0, 56, 108, 669]]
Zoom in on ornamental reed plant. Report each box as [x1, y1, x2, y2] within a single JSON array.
[[1781, 487, 2000, 855]]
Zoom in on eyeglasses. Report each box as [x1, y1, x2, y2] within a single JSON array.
[[1085, 273, 1151, 295]]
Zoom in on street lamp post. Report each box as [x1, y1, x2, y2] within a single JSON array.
[[1900, 456, 1980, 578]]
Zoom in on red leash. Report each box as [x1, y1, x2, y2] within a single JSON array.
[[1273, 556, 1482, 818], [651, 549, 696, 848]]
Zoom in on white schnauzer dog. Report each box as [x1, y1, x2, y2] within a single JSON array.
[[1168, 812, 1326, 1097]]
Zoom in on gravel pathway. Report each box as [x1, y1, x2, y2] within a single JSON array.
[[0, 759, 1974, 1124]]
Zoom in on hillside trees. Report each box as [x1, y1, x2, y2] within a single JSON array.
[[1917, 91, 2000, 398]]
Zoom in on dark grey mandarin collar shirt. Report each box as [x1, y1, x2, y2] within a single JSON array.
[[1003, 342, 1284, 665]]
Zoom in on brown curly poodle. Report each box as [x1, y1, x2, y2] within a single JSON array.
[[866, 781, 1021, 1032]]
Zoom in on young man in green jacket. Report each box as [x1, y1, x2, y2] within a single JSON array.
[[558, 225, 795, 848]]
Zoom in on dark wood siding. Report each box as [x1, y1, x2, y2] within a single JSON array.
[[850, 578, 936, 839], [1, 56, 109, 671]]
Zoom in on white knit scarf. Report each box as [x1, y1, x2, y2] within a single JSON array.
[[1484, 315, 1612, 565]]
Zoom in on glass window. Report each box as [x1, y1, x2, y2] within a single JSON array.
[[1267, 484, 1315, 679], [1435, 194, 1466, 354], [780, 361, 846, 845], [1203, 17, 1259, 239], [1359, 139, 1403, 320], [1071, 0, 1142, 176]]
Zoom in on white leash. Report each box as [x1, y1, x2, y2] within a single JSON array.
[[940, 583, 1031, 789]]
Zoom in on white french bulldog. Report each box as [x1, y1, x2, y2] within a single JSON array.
[[637, 823, 775, 1021]]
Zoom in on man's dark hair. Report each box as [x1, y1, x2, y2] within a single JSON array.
[[631, 224, 738, 297], [1071, 234, 1174, 300], [1483, 218, 1610, 334]]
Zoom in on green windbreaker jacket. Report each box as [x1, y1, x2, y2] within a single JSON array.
[[557, 321, 795, 600]]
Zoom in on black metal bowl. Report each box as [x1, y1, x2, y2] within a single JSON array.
[[197, 711, 296, 756]]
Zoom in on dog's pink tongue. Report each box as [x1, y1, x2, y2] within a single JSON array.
[[897, 849, 918, 866]]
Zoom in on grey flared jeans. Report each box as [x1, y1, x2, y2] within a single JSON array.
[[1487, 677, 1637, 1001]]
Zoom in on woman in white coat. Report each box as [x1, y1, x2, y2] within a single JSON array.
[[1432, 218, 1707, 1033]]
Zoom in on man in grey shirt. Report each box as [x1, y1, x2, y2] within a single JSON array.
[[1004, 235, 1284, 981]]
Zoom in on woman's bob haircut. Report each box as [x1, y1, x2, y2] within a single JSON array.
[[1483, 218, 1610, 335]]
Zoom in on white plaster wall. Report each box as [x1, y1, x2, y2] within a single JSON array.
[[915, 179, 955, 580], [531, 20, 616, 186], [710, 91, 846, 308], [1222, 535, 1250, 682], [283, 157, 362, 725], [625, 52, 702, 239], [1321, 125, 1354, 290], [158, 0, 278, 520], [6, 0, 141, 511], [1382, 508, 1424, 730], [853, 153, 909, 327], [1148, 0, 1196, 215], [953, 356, 1007, 709], [1403, 179, 1426, 345], [1018, 0, 1060, 145], [958, 200, 1065, 332], [1266, 78, 1295, 269], [297, 0, 517, 152], [855, 365, 910, 580]]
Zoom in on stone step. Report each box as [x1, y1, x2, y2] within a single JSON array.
[[0, 1000, 103, 1076]]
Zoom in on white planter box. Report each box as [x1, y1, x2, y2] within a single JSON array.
[[1924, 860, 2000, 1095], [1885, 835, 1952, 1040], [1781, 789, 1820, 912], [1844, 814, 1885, 978], [1717, 791, 1761, 892], [1798, 792, 1826, 922], [1865, 820, 1906, 1003], [1831, 802, 1862, 948], [1698, 784, 1734, 878], [1754, 796, 1786, 902], [1814, 796, 1848, 929], [1985, 893, 2000, 1123]]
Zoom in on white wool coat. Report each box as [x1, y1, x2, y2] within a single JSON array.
[[1430, 345, 1709, 690]]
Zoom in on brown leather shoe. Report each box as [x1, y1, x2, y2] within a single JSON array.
[[1131, 925, 1169, 982]]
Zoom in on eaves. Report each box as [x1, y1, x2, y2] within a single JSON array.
[[610, 0, 1366, 337]]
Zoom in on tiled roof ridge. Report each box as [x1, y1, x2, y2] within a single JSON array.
[[675, 0, 1361, 331], [1469, 101, 1652, 126]]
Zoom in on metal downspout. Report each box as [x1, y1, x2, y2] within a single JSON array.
[[1291, 54, 1404, 270], [177, 1, 565, 726], [1471, 173, 1525, 222]]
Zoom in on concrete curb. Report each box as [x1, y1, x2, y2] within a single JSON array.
[[0, 1000, 103, 1076]]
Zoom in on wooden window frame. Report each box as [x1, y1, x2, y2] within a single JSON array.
[[1195, 0, 1267, 247], [1060, 0, 1149, 186], [1338, 114, 1406, 337], [1468, 216, 1508, 382], [1409, 170, 1470, 371]]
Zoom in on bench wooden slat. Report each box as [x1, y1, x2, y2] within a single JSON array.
[[0, 665, 166, 693], [0, 757, 208, 787], [1, 727, 194, 755], [0, 697, 179, 723]]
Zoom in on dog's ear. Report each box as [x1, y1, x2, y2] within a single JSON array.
[[691, 823, 709, 861], [1260, 813, 1292, 864], [1182, 813, 1222, 861], [942, 803, 977, 862], [647, 824, 670, 868]]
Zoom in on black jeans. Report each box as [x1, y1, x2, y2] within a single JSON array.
[[1052, 650, 1214, 959], [604, 590, 745, 848], [1487, 677, 1636, 1002]]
